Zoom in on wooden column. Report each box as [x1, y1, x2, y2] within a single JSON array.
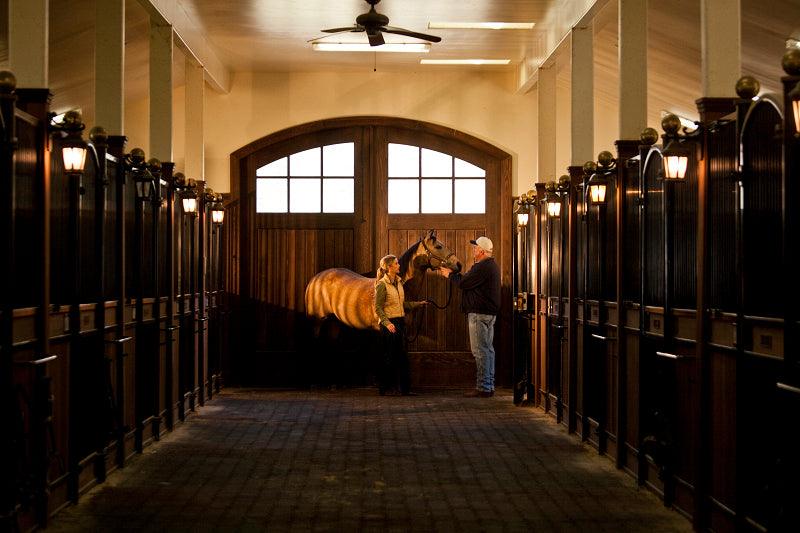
[[8, 0, 48, 88], [619, 0, 647, 139], [571, 25, 594, 166], [538, 66, 557, 182], [701, 0, 741, 97], [150, 22, 173, 162], [95, 0, 125, 135]]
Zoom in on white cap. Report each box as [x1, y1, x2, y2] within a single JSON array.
[[470, 236, 493, 254]]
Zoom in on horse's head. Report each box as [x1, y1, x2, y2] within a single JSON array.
[[418, 230, 462, 273]]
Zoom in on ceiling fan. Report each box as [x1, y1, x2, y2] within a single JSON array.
[[321, 0, 441, 47]]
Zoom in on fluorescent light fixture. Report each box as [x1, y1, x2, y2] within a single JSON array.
[[312, 42, 430, 53], [420, 59, 511, 65], [428, 22, 535, 30]]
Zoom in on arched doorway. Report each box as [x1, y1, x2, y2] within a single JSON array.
[[227, 117, 512, 387]]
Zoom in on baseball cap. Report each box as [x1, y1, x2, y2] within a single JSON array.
[[470, 236, 493, 254]]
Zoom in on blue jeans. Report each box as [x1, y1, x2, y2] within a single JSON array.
[[468, 313, 496, 392]]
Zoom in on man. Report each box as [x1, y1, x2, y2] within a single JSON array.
[[439, 236, 500, 397]]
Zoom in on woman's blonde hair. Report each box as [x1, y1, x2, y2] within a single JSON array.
[[376, 254, 398, 281]]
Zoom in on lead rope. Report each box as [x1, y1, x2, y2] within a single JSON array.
[[405, 274, 453, 344]]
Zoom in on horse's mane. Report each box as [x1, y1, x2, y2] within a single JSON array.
[[398, 239, 422, 278]]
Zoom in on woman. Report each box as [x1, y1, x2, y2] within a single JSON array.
[[374, 254, 426, 396]]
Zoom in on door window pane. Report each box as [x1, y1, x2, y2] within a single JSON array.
[[388, 143, 419, 177], [289, 178, 321, 212], [256, 158, 287, 177], [323, 178, 354, 213], [455, 158, 485, 177], [323, 143, 354, 176], [421, 179, 453, 213], [388, 179, 419, 213], [421, 148, 452, 177], [454, 179, 485, 213], [290, 147, 321, 176], [256, 178, 287, 213]]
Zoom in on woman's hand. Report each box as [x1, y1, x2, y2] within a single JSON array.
[[387, 323, 397, 334]]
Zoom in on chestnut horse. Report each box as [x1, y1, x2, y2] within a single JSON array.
[[304, 230, 462, 330]]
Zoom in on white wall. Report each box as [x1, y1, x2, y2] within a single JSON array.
[[197, 70, 537, 195]]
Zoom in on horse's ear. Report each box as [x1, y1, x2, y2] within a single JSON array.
[[429, 229, 437, 241]]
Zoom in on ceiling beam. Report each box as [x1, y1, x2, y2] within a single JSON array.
[[517, 0, 610, 94], [137, 0, 231, 94]]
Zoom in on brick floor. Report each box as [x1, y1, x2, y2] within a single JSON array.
[[47, 388, 692, 532]]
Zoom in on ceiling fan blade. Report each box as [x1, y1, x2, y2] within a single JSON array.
[[321, 26, 362, 33], [367, 30, 385, 46], [383, 26, 441, 43]]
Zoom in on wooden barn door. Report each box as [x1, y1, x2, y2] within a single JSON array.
[[229, 118, 511, 388]]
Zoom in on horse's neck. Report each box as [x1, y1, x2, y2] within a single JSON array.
[[401, 258, 427, 299]]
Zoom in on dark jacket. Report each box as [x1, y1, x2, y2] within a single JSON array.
[[449, 257, 500, 315]]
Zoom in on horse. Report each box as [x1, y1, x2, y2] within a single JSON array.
[[304, 230, 462, 331]]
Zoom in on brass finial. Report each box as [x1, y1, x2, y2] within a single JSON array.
[[735, 75, 760, 100], [640, 127, 659, 146], [661, 114, 681, 136], [0, 71, 17, 94], [89, 126, 108, 146], [782, 48, 800, 76], [597, 151, 615, 168], [130, 148, 146, 165]]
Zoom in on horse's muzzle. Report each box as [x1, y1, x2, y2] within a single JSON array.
[[453, 261, 463, 273]]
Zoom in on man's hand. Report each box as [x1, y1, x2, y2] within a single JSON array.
[[387, 323, 397, 334], [439, 267, 452, 278]]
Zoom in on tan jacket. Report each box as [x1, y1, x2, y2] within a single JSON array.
[[375, 275, 406, 327]]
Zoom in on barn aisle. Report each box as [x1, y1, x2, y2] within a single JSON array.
[[47, 389, 691, 532]]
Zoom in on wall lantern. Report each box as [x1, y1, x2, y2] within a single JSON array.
[[661, 138, 690, 180], [585, 151, 616, 205], [211, 194, 225, 225], [544, 181, 561, 218], [660, 113, 692, 181], [182, 178, 198, 215], [52, 110, 87, 174]]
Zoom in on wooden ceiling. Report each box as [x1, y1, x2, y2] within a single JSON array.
[[24, 0, 800, 127]]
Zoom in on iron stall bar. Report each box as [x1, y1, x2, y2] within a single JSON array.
[[566, 165, 584, 435], [582, 151, 618, 454], [146, 157, 163, 442], [613, 136, 645, 470], [52, 110, 89, 505], [106, 134, 131, 468], [160, 162, 178, 431], [87, 126, 110, 483]]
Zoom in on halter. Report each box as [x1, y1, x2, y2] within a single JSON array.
[[420, 238, 457, 269]]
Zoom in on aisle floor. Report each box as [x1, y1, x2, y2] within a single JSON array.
[[48, 388, 692, 532]]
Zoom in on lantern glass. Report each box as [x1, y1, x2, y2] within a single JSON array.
[[212, 209, 225, 224], [663, 154, 689, 180], [135, 178, 153, 200], [793, 97, 800, 136], [62, 146, 87, 172], [547, 200, 561, 218], [517, 213, 529, 226], [589, 183, 607, 204], [183, 197, 198, 214]]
